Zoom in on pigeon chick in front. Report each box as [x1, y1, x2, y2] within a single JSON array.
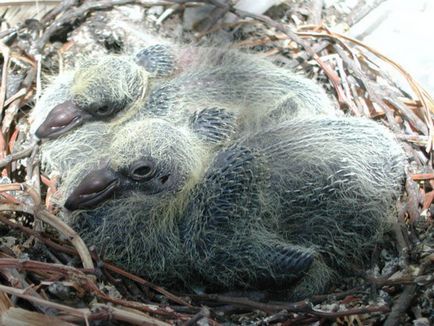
[[64, 116, 405, 297]]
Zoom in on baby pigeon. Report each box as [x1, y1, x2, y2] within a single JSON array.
[[33, 45, 335, 141], [64, 116, 405, 296]]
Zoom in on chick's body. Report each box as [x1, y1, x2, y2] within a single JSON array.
[[66, 117, 405, 296]]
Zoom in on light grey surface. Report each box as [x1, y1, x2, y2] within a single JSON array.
[[349, 0, 434, 96]]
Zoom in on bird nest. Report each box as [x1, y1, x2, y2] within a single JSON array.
[[0, 1, 433, 325]]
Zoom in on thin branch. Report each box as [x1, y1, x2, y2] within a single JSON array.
[[0, 145, 36, 169], [0, 183, 94, 269]]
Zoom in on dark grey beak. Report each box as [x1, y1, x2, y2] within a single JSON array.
[[35, 100, 90, 139], [64, 167, 119, 211]]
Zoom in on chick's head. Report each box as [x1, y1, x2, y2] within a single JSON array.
[[64, 118, 208, 211], [35, 55, 148, 139]]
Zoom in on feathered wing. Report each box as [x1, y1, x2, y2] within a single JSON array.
[[180, 143, 315, 289], [135, 44, 177, 77], [190, 107, 238, 144], [244, 117, 406, 271]]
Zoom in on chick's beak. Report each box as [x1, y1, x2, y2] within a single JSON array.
[[64, 168, 120, 211], [35, 101, 90, 139]]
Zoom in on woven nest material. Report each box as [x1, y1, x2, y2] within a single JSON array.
[[0, 1, 433, 325]]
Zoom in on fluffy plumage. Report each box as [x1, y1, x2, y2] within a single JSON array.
[[30, 43, 199, 139], [64, 116, 405, 296], [32, 45, 336, 185], [70, 55, 148, 116], [31, 54, 149, 139], [30, 72, 74, 136], [30, 72, 111, 194], [140, 48, 336, 144]]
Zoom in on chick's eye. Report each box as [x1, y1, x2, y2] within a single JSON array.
[[129, 160, 155, 181], [95, 105, 114, 117]]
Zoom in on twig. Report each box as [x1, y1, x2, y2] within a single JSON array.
[[0, 28, 17, 41], [0, 183, 94, 269], [332, 43, 400, 131], [0, 203, 33, 215], [347, 0, 388, 27], [0, 41, 10, 121], [2, 65, 36, 135], [182, 306, 210, 326], [411, 173, 434, 181], [405, 174, 422, 222], [41, 174, 58, 212], [384, 97, 428, 136], [4, 88, 27, 107], [0, 257, 181, 318], [297, 28, 434, 151], [33, 0, 176, 54], [0, 212, 191, 307], [0, 258, 93, 277], [0, 307, 74, 326], [191, 293, 309, 313], [396, 134, 429, 146], [0, 213, 77, 254], [0, 257, 47, 304], [0, 1, 61, 5], [383, 285, 417, 326], [191, 294, 389, 318], [332, 53, 355, 113], [308, 0, 323, 25], [91, 303, 172, 326], [101, 261, 192, 307], [0, 42, 11, 177], [156, 4, 181, 25], [228, 6, 350, 109], [288, 39, 330, 68], [0, 283, 91, 319], [254, 310, 290, 325], [40, 0, 78, 24], [0, 283, 172, 326], [0, 144, 36, 169]]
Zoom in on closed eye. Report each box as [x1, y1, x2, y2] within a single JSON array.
[[95, 105, 114, 117], [160, 175, 170, 184]]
